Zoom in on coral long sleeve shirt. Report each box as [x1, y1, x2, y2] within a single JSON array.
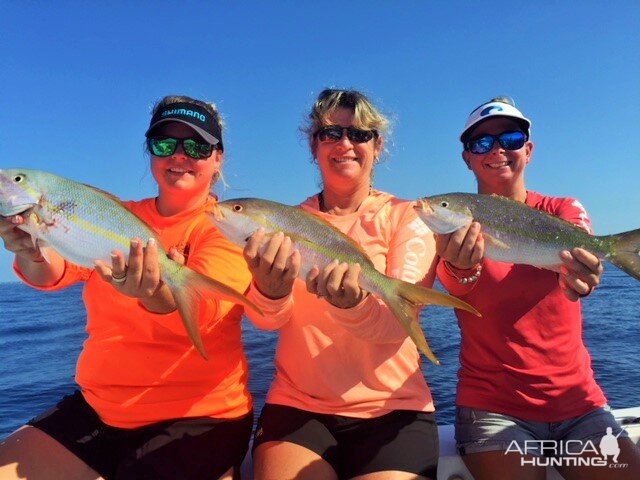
[[246, 191, 438, 418], [15, 197, 253, 428]]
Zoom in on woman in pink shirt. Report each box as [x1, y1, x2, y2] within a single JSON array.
[[243, 89, 439, 479], [436, 96, 640, 480]]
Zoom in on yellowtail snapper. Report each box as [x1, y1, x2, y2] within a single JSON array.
[[208, 197, 481, 366], [0, 168, 263, 359], [415, 193, 640, 280]]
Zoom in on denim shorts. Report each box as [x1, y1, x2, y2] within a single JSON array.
[[455, 405, 628, 456]]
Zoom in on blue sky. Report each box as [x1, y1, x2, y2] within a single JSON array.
[[1, 1, 639, 282]]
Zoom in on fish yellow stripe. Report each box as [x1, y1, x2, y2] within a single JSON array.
[[67, 212, 131, 246], [74, 214, 131, 245]]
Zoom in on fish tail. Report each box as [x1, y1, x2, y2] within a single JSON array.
[[609, 228, 640, 281], [386, 280, 480, 366], [166, 265, 263, 360]]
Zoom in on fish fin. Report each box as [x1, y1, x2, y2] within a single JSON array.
[[22, 212, 40, 243], [482, 233, 510, 250], [384, 290, 440, 366], [165, 264, 263, 360], [38, 243, 53, 264], [29, 231, 38, 249], [387, 280, 481, 365], [609, 228, 640, 281]]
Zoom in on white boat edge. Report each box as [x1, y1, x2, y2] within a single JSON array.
[[239, 406, 640, 479]]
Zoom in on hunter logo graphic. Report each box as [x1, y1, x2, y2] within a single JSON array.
[[599, 427, 621, 463]]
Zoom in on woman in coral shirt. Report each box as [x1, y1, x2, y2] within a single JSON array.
[[245, 89, 440, 480]]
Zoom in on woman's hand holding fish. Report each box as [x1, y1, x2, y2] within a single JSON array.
[[0, 215, 45, 262], [558, 247, 603, 301], [0, 215, 65, 285], [95, 238, 178, 314], [306, 260, 367, 309], [244, 228, 301, 300], [435, 221, 485, 270]]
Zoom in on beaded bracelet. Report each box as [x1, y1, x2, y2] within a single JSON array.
[[443, 261, 483, 284]]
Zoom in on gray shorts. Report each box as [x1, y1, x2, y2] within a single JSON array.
[[455, 405, 628, 456]]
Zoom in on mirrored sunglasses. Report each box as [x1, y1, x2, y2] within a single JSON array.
[[466, 131, 527, 154], [147, 137, 215, 160], [314, 125, 378, 144]]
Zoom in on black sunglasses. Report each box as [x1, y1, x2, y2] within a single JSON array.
[[465, 131, 527, 154], [147, 137, 215, 159], [314, 125, 378, 144]]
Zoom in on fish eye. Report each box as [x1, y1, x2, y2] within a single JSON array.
[[13, 174, 24, 183], [232, 204, 243, 212], [440, 201, 449, 208]]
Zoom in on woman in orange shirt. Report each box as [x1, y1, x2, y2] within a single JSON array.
[[0, 95, 253, 480], [244, 89, 439, 480]]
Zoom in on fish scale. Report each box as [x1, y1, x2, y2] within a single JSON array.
[[27, 183, 148, 266]]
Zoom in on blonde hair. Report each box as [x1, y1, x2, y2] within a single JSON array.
[[303, 88, 390, 142], [490, 95, 515, 106]]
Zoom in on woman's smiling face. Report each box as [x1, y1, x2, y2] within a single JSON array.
[[150, 122, 221, 195], [313, 107, 382, 190], [462, 117, 533, 192]]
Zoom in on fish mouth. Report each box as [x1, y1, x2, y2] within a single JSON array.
[[1, 202, 34, 217], [414, 198, 433, 214]]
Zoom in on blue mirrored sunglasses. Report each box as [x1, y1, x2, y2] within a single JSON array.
[[466, 131, 527, 154]]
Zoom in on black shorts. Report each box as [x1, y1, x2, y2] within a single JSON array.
[[27, 390, 253, 480], [253, 403, 439, 478]]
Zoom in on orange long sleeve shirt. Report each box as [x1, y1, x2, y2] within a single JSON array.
[[15, 197, 252, 428], [246, 191, 438, 418]]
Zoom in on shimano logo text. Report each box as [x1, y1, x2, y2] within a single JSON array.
[[162, 108, 206, 122]]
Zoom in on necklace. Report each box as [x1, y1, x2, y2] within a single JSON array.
[[318, 187, 372, 214]]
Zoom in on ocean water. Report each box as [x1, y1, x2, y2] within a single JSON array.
[[1, 268, 639, 438]]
